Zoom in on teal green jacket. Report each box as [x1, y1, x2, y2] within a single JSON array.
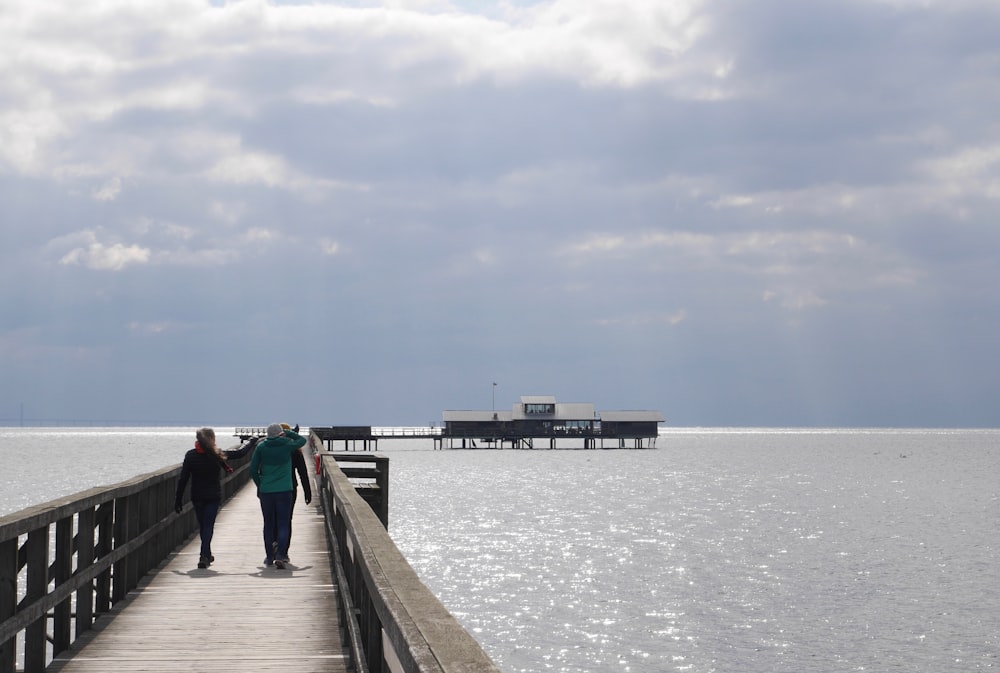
[[250, 430, 307, 494]]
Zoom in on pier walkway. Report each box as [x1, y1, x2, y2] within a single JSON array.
[[47, 485, 347, 673], [2, 445, 500, 673]]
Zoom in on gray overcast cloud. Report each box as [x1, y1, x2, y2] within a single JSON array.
[[2, 0, 999, 427]]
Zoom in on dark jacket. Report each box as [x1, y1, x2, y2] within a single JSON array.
[[175, 439, 256, 506], [291, 449, 312, 503]]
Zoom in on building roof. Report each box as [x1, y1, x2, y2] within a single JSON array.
[[519, 395, 556, 404], [442, 410, 513, 422], [599, 410, 665, 422]]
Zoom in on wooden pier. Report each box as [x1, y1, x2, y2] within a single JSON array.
[[47, 486, 346, 673], [1, 439, 501, 673]]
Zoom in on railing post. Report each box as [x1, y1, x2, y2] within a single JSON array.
[[0, 538, 16, 673], [126, 492, 141, 591], [374, 456, 389, 528], [112, 494, 130, 603], [95, 502, 113, 614], [53, 515, 74, 655], [156, 480, 174, 562], [24, 528, 48, 673], [76, 507, 96, 637], [138, 486, 155, 578]]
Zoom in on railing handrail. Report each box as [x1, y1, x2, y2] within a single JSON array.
[[318, 450, 501, 673], [0, 455, 251, 673], [371, 427, 442, 437], [0, 466, 177, 540]]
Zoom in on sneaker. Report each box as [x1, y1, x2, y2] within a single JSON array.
[[197, 557, 208, 569], [274, 559, 286, 570]]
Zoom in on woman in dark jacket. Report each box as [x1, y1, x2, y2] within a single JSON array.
[[175, 427, 258, 569]]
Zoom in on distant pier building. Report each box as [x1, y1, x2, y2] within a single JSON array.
[[442, 395, 664, 449]]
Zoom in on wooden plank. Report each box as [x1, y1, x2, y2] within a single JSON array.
[[48, 485, 349, 673]]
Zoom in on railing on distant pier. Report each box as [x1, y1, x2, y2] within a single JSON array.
[[237, 427, 442, 440], [0, 454, 251, 673], [315, 444, 501, 673], [310, 426, 445, 451], [309, 424, 658, 450], [371, 427, 443, 437]]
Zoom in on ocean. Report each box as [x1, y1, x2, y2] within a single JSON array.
[[2, 427, 998, 672]]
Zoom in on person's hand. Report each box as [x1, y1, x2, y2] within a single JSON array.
[[174, 502, 182, 514], [294, 424, 300, 433]]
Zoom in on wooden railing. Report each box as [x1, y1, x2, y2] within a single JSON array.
[[331, 453, 390, 528], [0, 454, 251, 673], [316, 447, 501, 673]]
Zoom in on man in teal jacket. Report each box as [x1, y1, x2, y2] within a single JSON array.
[[250, 423, 306, 569]]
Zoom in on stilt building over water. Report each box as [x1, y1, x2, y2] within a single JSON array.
[[442, 395, 664, 449]]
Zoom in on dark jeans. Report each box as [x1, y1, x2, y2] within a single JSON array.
[[192, 499, 220, 559], [270, 490, 299, 550], [259, 490, 293, 562]]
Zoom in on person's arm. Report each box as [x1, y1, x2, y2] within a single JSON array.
[[283, 428, 307, 449], [225, 436, 259, 460], [291, 450, 312, 504]]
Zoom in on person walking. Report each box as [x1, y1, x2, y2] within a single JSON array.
[[174, 427, 258, 569], [251, 422, 306, 569], [270, 423, 312, 562]]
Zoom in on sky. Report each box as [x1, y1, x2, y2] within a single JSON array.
[[2, 0, 999, 428]]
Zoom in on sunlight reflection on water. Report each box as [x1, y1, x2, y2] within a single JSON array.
[[2, 427, 997, 673], [386, 430, 1000, 673]]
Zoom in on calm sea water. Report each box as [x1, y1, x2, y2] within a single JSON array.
[[2, 427, 998, 672]]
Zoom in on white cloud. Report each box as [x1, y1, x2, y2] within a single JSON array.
[[597, 309, 688, 327], [92, 177, 122, 202], [445, 246, 501, 276], [478, 0, 711, 87], [562, 234, 626, 255], [245, 227, 276, 243], [49, 228, 152, 271], [0, 108, 66, 174], [763, 290, 829, 311], [206, 152, 290, 187], [204, 146, 368, 195], [320, 239, 341, 256], [210, 201, 248, 225], [128, 321, 173, 335], [710, 194, 755, 209], [60, 242, 151, 271], [917, 143, 1000, 200], [560, 227, 915, 313]]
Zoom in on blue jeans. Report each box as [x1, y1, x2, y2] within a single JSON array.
[[259, 490, 293, 562], [192, 499, 220, 559], [271, 490, 298, 551]]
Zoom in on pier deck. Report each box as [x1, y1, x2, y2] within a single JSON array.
[[46, 484, 347, 673]]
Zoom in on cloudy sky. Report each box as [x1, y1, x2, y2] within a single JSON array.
[[2, 0, 998, 428]]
